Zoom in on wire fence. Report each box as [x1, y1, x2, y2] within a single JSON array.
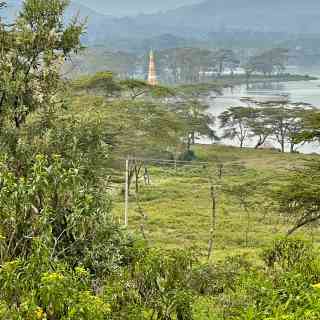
[[110, 156, 320, 260]]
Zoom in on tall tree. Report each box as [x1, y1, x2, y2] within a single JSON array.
[[274, 161, 320, 235], [247, 108, 273, 149], [219, 106, 253, 148], [243, 48, 289, 82], [0, 0, 84, 129], [214, 49, 239, 77], [262, 104, 311, 153], [293, 108, 320, 144], [156, 48, 217, 84], [172, 99, 218, 151]]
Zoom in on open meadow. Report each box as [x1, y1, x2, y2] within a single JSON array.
[[112, 144, 320, 261]]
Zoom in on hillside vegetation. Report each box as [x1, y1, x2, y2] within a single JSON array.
[[112, 144, 319, 258], [2, 1, 320, 319]]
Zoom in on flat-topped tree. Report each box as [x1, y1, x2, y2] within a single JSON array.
[[120, 79, 175, 100], [172, 99, 218, 152], [293, 109, 320, 145], [247, 108, 273, 149], [219, 106, 254, 148], [0, 0, 84, 129], [260, 103, 314, 153], [274, 161, 320, 236], [71, 71, 122, 97]]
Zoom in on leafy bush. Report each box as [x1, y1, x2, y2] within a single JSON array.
[[0, 153, 132, 277], [106, 249, 195, 320], [0, 245, 111, 320]]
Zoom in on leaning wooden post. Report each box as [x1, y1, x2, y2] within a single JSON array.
[[207, 184, 216, 262], [124, 158, 129, 226], [208, 169, 217, 263]]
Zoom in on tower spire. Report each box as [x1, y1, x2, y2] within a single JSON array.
[[147, 49, 158, 86]]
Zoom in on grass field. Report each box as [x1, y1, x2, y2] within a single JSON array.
[[112, 144, 320, 262]]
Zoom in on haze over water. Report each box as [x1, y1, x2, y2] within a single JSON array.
[[207, 67, 320, 154]]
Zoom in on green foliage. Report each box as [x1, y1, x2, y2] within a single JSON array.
[[172, 99, 218, 151], [0, 247, 111, 319], [0, 154, 131, 276], [0, 0, 84, 129], [106, 249, 195, 320], [219, 104, 317, 152], [272, 160, 320, 235], [244, 48, 289, 78], [120, 79, 175, 100], [72, 71, 122, 97], [2, 3, 320, 320], [219, 106, 253, 148]]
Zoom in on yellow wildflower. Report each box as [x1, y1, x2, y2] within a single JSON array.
[[75, 266, 89, 277], [34, 307, 46, 320], [312, 283, 320, 289]]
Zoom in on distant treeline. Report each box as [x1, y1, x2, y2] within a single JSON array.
[[66, 46, 299, 85]]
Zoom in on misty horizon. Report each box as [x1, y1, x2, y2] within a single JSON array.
[[74, 0, 202, 17]]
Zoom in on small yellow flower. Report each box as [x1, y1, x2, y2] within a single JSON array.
[[75, 266, 89, 277], [41, 272, 64, 283], [35, 307, 46, 320]]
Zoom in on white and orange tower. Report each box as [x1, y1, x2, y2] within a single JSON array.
[[147, 50, 158, 86]]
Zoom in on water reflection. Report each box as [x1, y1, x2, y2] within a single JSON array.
[[205, 78, 320, 154]]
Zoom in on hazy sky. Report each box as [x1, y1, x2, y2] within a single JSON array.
[[74, 0, 202, 17]]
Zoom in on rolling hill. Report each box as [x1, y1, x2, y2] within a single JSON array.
[[3, 0, 320, 50]]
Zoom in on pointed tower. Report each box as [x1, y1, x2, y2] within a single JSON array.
[[147, 50, 158, 86]]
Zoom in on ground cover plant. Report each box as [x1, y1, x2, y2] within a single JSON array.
[[2, 1, 320, 319]]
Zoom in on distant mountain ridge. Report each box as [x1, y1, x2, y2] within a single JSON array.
[[130, 0, 320, 35], [3, 0, 320, 50]]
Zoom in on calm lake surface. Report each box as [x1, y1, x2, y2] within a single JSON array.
[[206, 68, 320, 154]]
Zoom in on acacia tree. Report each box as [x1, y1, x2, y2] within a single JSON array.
[[247, 108, 273, 149], [120, 79, 174, 100], [274, 161, 320, 236], [262, 104, 312, 153], [105, 99, 184, 192], [72, 71, 122, 97], [0, 0, 84, 130], [173, 99, 218, 151], [291, 108, 320, 145], [219, 106, 253, 148]]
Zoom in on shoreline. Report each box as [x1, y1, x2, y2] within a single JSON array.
[[176, 73, 318, 95]]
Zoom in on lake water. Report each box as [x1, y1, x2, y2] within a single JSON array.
[[205, 68, 320, 154]]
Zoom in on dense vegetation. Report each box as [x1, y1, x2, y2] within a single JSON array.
[[66, 45, 314, 85], [2, 1, 320, 319]]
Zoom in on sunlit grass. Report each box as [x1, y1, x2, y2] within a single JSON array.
[[112, 144, 320, 261]]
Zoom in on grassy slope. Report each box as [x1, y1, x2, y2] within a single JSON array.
[[112, 144, 320, 261], [67, 85, 320, 262]]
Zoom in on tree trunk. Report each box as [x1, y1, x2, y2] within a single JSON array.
[[254, 136, 267, 149], [287, 215, 320, 236], [187, 135, 192, 152], [290, 143, 295, 153]]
